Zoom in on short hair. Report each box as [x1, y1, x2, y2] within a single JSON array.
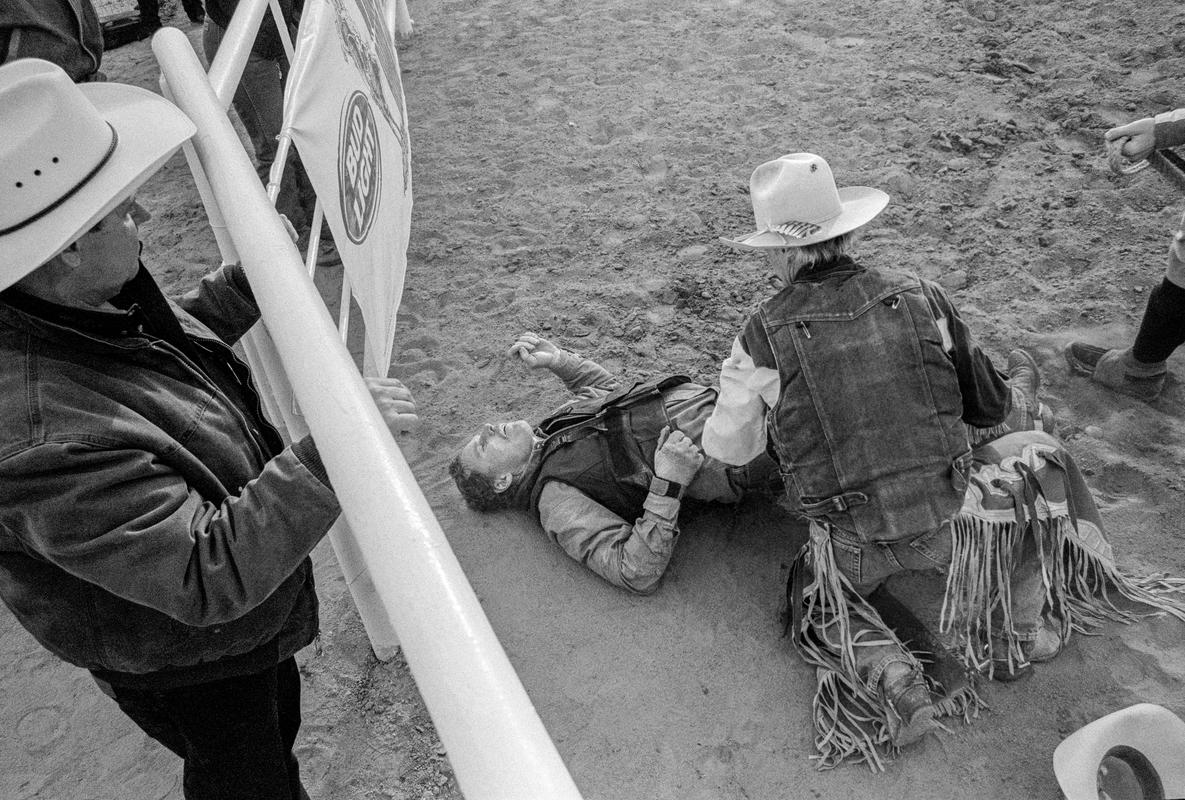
[[785, 232, 855, 275], [448, 453, 517, 512]]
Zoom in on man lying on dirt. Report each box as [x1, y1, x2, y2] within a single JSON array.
[[448, 331, 781, 594]]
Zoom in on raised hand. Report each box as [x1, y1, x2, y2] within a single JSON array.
[[507, 330, 565, 370]]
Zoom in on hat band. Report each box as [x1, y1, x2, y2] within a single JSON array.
[[0, 123, 119, 238], [770, 221, 822, 239]]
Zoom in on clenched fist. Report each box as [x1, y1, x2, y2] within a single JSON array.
[[652, 425, 703, 486]]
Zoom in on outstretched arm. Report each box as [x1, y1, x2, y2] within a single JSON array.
[[507, 331, 621, 395], [1106, 108, 1185, 163]]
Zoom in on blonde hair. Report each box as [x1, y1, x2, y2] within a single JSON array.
[[765, 233, 855, 279]]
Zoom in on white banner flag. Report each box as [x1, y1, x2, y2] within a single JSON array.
[[283, 0, 412, 376]]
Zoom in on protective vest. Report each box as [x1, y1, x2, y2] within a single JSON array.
[[749, 265, 971, 544], [514, 376, 690, 520]]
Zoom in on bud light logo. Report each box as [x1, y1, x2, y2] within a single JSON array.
[[337, 91, 382, 245]]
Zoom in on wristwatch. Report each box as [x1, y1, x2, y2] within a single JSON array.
[[648, 476, 684, 499]]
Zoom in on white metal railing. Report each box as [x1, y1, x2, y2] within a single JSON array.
[[191, 0, 403, 660], [152, 25, 583, 800]]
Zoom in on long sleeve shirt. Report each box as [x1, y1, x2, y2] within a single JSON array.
[[534, 351, 764, 595]]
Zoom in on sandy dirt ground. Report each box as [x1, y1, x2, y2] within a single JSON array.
[[5, 0, 1185, 798]]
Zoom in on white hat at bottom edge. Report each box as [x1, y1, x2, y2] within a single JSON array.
[[1053, 703, 1185, 800]]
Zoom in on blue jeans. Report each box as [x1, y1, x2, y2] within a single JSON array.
[[825, 491, 1046, 690], [102, 657, 310, 800], [202, 20, 314, 230]]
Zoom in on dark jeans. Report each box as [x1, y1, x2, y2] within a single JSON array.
[[137, 0, 205, 26], [104, 657, 310, 800]]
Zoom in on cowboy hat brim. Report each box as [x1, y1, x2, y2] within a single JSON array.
[[0, 82, 195, 289], [720, 186, 890, 250], [1053, 703, 1185, 800]]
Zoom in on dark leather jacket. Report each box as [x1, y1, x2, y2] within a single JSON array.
[[0, 264, 338, 683], [0, 0, 103, 81]]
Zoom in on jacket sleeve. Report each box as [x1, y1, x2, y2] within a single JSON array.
[[537, 480, 681, 595], [176, 263, 261, 345], [545, 348, 622, 396], [0, 439, 340, 627], [1154, 108, 1185, 150], [922, 281, 1011, 428]]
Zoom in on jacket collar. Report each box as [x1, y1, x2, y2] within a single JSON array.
[[0, 264, 197, 361], [791, 255, 865, 284], [1, 281, 143, 338]]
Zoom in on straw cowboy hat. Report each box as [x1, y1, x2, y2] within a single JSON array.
[[0, 58, 195, 290], [721, 153, 889, 249], [1053, 703, 1185, 800]]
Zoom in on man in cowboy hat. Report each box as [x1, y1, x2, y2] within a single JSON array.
[[701, 153, 1106, 769], [449, 330, 781, 595], [0, 59, 416, 799]]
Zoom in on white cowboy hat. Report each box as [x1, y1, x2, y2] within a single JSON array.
[[1053, 703, 1185, 800], [720, 153, 889, 249], [0, 58, 196, 290]]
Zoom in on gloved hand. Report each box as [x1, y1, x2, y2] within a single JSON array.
[[1105, 116, 1155, 162], [507, 331, 567, 370], [652, 426, 703, 486]]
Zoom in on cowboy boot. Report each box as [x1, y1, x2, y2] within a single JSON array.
[[990, 617, 1064, 680], [1065, 343, 1166, 401], [1007, 349, 1041, 407], [879, 660, 938, 747], [1008, 348, 1057, 433]]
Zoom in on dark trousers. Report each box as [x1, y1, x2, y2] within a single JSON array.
[[106, 657, 310, 800], [137, 0, 205, 26]]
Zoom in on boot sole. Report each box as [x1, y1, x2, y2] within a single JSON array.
[[1063, 345, 1164, 401]]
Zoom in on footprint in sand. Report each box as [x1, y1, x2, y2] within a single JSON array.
[[16, 704, 66, 755]]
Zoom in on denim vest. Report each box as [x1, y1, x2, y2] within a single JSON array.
[[749, 265, 971, 544], [516, 376, 688, 519]]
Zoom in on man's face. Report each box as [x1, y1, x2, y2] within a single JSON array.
[[459, 419, 535, 481], [56, 196, 149, 307]]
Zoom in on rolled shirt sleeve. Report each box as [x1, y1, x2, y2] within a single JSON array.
[[1154, 108, 1185, 150], [537, 480, 680, 595], [546, 349, 622, 395]]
